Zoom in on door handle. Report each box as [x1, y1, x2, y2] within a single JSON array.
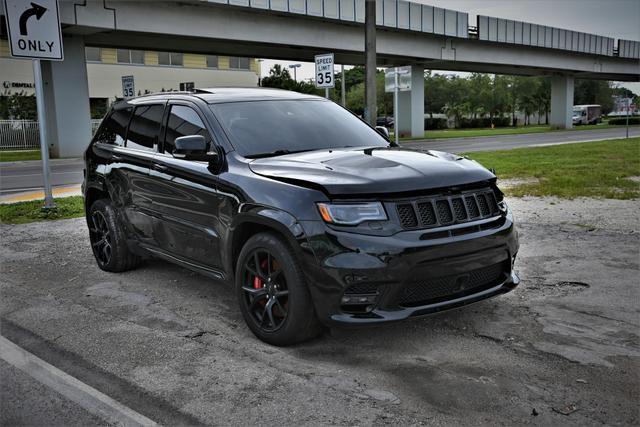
[[111, 155, 123, 162], [152, 163, 168, 172]]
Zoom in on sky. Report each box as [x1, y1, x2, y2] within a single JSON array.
[[259, 0, 640, 93]]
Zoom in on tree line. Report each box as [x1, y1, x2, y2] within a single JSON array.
[[260, 65, 637, 128]]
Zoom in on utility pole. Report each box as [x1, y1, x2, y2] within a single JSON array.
[[341, 64, 346, 107], [364, 0, 377, 125]]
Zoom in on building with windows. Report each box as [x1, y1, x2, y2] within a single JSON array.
[[1, 39, 260, 117]]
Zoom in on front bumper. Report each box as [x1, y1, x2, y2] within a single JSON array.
[[299, 212, 519, 326]]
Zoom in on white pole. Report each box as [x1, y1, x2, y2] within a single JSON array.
[[32, 59, 56, 209], [325, 87, 329, 99], [626, 98, 630, 139], [341, 64, 346, 107], [394, 70, 399, 145]]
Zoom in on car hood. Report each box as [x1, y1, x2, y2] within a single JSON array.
[[249, 147, 496, 195]]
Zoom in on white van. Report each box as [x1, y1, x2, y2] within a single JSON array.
[[572, 105, 601, 125]]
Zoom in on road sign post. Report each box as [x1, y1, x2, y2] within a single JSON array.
[[385, 66, 412, 144], [4, 0, 64, 210], [314, 53, 335, 98]]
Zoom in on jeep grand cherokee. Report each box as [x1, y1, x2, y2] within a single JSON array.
[[83, 88, 519, 345]]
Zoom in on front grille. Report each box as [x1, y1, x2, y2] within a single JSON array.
[[394, 188, 500, 230], [397, 262, 507, 307]]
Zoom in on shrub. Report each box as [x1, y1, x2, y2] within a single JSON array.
[[424, 117, 447, 130], [607, 117, 640, 125]]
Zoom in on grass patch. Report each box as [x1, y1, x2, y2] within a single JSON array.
[[399, 123, 638, 141], [0, 150, 42, 162], [466, 137, 640, 199], [0, 196, 84, 224]]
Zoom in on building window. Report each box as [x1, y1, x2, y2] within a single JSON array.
[[206, 55, 218, 69], [229, 57, 250, 70], [85, 47, 101, 62], [117, 49, 144, 64], [158, 52, 183, 66]]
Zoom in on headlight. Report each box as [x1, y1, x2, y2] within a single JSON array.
[[316, 202, 387, 225]]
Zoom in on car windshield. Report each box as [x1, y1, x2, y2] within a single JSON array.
[[210, 99, 389, 158]]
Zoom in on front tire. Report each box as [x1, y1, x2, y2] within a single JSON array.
[[88, 199, 141, 272], [236, 232, 323, 346]]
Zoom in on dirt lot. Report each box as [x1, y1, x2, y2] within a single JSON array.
[[1, 196, 639, 426]]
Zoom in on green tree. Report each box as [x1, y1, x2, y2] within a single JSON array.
[[574, 79, 614, 114], [260, 64, 320, 95]]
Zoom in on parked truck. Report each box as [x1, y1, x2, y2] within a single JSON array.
[[572, 104, 601, 125]]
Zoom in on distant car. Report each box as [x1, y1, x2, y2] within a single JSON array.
[[83, 88, 519, 345], [376, 116, 394, 128]]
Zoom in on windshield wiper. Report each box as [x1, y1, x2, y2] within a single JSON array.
[[245, 149, 314, 159]]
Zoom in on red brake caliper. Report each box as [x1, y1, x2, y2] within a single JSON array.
[[253, 259, 269, 289]]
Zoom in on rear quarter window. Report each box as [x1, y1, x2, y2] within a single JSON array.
[[94, 106, 132, 146]]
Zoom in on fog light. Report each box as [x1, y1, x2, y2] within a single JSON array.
[[341, 294, 377, 305]]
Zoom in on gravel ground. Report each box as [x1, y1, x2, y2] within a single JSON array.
[[1, 196, 639, 426]]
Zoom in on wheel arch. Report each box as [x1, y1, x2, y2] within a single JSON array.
[[227, 207, 308, 280]]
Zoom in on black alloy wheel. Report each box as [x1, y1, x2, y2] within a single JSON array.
[[235, 232, 323, 346], [88, 199, 141, 272], [241, 249, 289, 332], [89, 210, 112, 267]]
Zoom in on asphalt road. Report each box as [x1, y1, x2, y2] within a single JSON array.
[[0, 127, 638, 195], [0, 158, 84, 195], [1, 197, 638, 425]]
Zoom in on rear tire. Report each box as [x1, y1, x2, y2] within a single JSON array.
[[88, 199, 141, 272], [236, 232, 323, 346]]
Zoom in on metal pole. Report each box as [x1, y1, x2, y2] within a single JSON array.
[[394, 70, 399, 145], [626, 97, 630, 139], [32, 59, 56, 209], [325, 87, 329, 99], [293, 67, 297, 82], [364, 0, 377, 126], [341, 64, 346, 107]]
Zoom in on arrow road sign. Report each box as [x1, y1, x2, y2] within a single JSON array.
[[19, 2, 48, 36], [4, 0, 64, 60]]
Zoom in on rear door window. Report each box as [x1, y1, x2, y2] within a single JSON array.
[[126, 104, 165, 152], [94, 107, 132, 146], [163, 105, 212, 154]]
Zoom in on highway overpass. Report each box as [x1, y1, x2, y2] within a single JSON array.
[[1, 0, 639, 157]]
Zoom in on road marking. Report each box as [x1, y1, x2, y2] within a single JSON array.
[[0, 185, 81, 204], [0, 335, 158, 427]]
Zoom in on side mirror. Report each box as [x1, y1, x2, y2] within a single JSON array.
[[375, 126, 390, 140], [173, 135, 218, 162]]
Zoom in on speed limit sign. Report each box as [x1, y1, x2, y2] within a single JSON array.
[[314, 53, 334, 89], [121, 75, 135, 99]]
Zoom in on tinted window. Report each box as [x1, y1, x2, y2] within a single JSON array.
[[85, 47, 101, 62], [158, 52, 183, 66], [229, 56, 250, 70], [94, 107, 132, 146], [206, 55, 218, 68], [211, 100, 388, 157], [163, 106, 211, 154], [126, 105, 164, 152]]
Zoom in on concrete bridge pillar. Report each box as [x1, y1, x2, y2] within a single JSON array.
[[550, 75, 574, 129], [397, 65, 424, 138], [41, 36, 92, 158]]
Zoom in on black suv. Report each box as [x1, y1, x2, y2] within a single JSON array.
[[83, 88, 519, 345]]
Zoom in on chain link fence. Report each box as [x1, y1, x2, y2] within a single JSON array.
[[0, 120, 102, 150]]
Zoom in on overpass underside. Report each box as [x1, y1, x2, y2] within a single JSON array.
[[5, 0, 639, 156]]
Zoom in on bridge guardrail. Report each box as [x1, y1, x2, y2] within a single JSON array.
[[477, 15, 615, 57], [208, 0, 469, 38]]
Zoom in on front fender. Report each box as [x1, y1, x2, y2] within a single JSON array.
[[223, 204, 314, 281]]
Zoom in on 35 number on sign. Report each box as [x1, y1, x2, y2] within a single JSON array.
[[316, 72, 333, 86]]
